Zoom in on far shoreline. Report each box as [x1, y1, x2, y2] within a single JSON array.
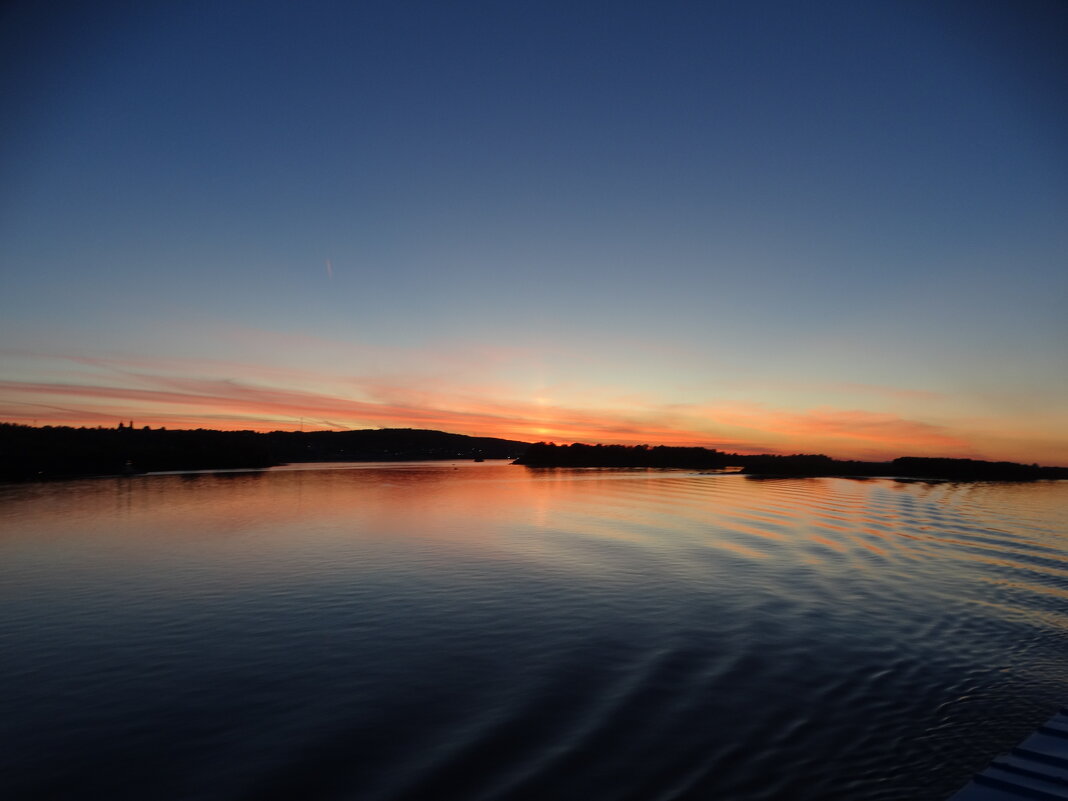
[[3, 423, 1066, 484], [514, 442, 1068, 482]]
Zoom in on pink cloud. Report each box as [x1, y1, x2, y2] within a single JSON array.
[[4, 346, 1058, 462], [0, 370, 977, 461]]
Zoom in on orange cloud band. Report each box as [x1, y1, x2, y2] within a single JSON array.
[[0, 372, 993, 462]]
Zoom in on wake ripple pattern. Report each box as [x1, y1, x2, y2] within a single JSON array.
[[1, 468, 1065, 801]]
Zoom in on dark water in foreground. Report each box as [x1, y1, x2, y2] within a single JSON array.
[[2, 463, 1066, 801]]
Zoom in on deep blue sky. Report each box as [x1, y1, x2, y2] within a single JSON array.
[[1, 1, 1066, 460]]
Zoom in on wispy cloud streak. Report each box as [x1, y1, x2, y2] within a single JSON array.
[[2, 343, 1059, 462], [0, 370, 975, 460]]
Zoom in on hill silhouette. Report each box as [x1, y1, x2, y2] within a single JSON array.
[[0, 424, 528, 482]]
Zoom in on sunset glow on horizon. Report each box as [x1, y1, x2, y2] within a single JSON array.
[[3, 340, 1066, 465], [2, 1, 1066, 465]]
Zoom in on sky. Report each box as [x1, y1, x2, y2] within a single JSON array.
[[1, 0, 1066, 463]]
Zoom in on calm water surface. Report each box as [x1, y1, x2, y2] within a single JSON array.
[[2, 463, 1067, 801]]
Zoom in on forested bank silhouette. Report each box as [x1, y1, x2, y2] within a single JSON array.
[[3, 424, 1065, 482], [0, 424, 527, 482], [515, 442, 1068, 481]]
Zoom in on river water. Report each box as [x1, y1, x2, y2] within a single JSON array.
[[2, 462, 1066, 801]]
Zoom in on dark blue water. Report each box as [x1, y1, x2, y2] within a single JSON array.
[[2, 463, 1066, 800]]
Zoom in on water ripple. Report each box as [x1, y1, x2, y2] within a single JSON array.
[[1, 468, 1066, 801]]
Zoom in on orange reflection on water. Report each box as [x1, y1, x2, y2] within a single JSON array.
[[3, 465, 1066, 599]]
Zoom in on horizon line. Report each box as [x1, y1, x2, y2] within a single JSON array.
[[4, 420, 1063, 469]]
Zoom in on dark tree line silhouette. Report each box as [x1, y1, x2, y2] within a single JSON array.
[[0, 424, 527, 482], [3, 424, 1065, 482], [513, 442, 732, 469], [515, 442, 1068, 481]]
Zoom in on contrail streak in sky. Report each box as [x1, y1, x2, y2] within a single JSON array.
[[325, 259, 333, 280]]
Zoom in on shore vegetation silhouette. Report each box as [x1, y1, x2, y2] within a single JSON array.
[[2, 424, 1065, 482], [515, 442, 1068, 481], [0, 423, 526, 482]]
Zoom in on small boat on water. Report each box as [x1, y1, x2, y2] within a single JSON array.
[[948, 706, 1068, 800]]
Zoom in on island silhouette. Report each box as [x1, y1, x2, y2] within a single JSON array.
[[1, 423, 1065, 482]]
